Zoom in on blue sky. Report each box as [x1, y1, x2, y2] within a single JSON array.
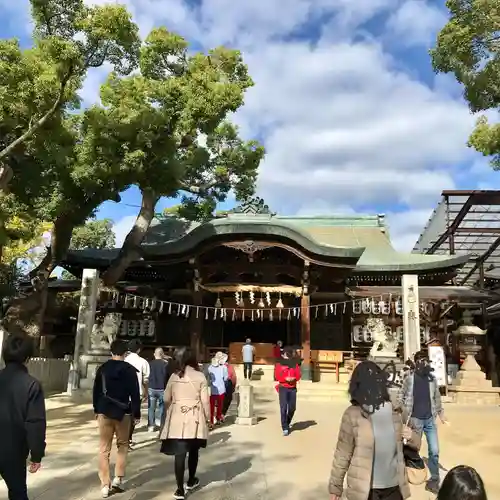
[[1, 0, 498, 251]]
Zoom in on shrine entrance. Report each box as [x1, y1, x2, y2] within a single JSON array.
[[221, 318, 299, 347]]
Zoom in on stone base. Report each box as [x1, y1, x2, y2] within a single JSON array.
[[236, 416, 258, 425], [449, 386, 500, 405]]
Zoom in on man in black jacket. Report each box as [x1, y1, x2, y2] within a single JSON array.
[[93, 340, 141, 498], [0, 334, 47, 500]]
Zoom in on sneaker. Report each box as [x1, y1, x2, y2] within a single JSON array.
[[283, 429, 289, 436], [186, 478, 200, 491], [101, 486, 110, 498], [112, 477, 125, 491], [425, 479, 440, 494], [173, 488, 185, 499], [148, 426, 156, 432]]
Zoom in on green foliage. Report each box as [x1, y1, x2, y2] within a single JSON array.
[[431, 0, 500, 167], [80, 27, 264, 223], [69, 218, 115, 250]]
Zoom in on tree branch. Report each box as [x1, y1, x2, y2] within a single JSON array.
[[0, 69, 73, 164], [179, 179, 222, 195]]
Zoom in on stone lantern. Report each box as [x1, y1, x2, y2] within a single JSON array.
[[450, 310, 499, 404], [454, 310, 485, 375]]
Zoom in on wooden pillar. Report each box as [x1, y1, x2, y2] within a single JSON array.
[[190, 260, 204, 361], [301, 261, 312, 380]]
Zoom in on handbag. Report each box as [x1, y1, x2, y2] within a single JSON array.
[[102, 373, 130, 411], [402, 415, 428, 485]]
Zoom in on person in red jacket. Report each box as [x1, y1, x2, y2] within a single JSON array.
[[274, 347, 301, 436]]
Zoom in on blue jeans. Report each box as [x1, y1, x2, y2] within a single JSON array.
[[148, 388, 165, 428], [278, 387, 297, 431], [410, 416, 439, 481]]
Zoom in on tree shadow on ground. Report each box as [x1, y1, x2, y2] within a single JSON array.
[[291, 420, 317, 432]]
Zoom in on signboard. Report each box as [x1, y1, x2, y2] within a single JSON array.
[[428, 345, 447, 387]]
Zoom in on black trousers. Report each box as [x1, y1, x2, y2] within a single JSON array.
[[174, 450, 199, 490], [243, 362, 253, 379], [0, 458, 29, 500], [222, 380, 234, 415], [368, 486, 403, 500]]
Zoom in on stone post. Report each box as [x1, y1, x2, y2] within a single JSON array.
[[402, 274, 421, 362], [67, 268, 99, 394], [236, 379, 258, 425]]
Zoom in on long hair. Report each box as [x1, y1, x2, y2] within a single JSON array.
[[437, 466, 487, 500], [172, 347, 199, 378], [349, 360, 391, 414]]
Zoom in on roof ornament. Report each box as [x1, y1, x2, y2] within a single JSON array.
[[230, 197, 276, 216]]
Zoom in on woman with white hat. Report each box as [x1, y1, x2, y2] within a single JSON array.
[[207, 352, 228, 426]]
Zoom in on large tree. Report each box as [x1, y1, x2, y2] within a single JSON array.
[[81, 28, 264, 286], [430, 0, 500, 166], [1, 21, 263, 335]]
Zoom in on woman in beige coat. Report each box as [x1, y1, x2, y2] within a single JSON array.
[[160, 347, 210, 500], [329, 361, 411, 500]]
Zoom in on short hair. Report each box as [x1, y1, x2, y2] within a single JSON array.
[[154, 347, 164, 358], [110, 340, 128, 357], [414, 350, 428, 363], [128, 339, 142, 352], [437, 465, 487, 500], [348, 360, 390, 413], [283, 346, 293, 357], [2, 335, 34, 364]]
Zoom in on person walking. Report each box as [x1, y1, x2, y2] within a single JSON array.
[[437, 465, 487, 500], [397, 349, 448, 494], [329, 360, 411, 500], [93, 339, 141, 498], [207, 352, 228, 425], [0, 334, 46, 500], [222, 353, 237, 418], [125, 339, 150, 447], [242, 338, 255, 380], [274, 347, 301, 436], [148, 347, 170, 432], [160, 347, 210, 500]]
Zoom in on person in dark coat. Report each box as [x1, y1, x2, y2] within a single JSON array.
[[93, 340, 141, 498], [0, 334, 47, 500]]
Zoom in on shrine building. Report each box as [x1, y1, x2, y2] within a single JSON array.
[[59, 198, 491, 385]]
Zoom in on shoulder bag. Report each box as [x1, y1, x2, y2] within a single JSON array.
[[102, 373, 130, 411], [402, 415, 428, 485]]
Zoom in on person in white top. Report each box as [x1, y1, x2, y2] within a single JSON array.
[[241, 338, 255, 380], [125, 339, 150, 447]]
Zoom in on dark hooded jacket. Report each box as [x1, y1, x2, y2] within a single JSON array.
[[0, 363, 46, 463], [93, 359, 141, 421]]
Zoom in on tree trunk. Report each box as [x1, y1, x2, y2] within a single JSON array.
[[1, 214, 75, 338], [102, 189, 159, 286]]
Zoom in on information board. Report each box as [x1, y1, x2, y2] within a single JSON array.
[[428, 345, 447, 387]]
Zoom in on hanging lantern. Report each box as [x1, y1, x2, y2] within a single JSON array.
[[215, 294, 222, 308]]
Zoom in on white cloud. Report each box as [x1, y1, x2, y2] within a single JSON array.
[[387, 208, 434, 251], [112, 215, 137, 247], [386, 0, 447, 48], [5, 0, 486, 251]]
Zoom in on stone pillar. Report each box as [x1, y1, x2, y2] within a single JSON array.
[[402, 274, 421, 362], [236, 379, 257, 425], [67, 268, 99, 393]]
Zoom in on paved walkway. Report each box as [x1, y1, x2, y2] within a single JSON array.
[[1, 392, 500, 499]]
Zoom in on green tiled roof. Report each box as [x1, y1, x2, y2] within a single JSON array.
[[64, 213, 469, 272]]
